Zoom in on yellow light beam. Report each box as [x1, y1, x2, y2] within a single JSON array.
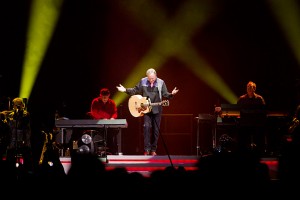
[[267, 0, 300, 65], [178, 44, 237, 103], [114, 0, 237, 105], [20, 0, 64, 99]]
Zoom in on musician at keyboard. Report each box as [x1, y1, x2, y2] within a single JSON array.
[[88, 88, 118, 120], [237, 81, 267, 155], [87, 88, 118, 155], [237, 81, 266, 105]]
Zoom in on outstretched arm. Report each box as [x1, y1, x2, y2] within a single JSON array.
[[116, 84, 126, 92], [172, 87, 179, 95]]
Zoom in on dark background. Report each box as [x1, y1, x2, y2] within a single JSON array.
[[0, 0, 299, 155]]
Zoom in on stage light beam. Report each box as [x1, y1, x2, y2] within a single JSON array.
[[114, 0, 237, 105], [19, 0, 64, 99], [268, 0, 300, 66]]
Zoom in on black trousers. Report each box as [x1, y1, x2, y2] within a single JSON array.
[[237, 125, 266, 154]]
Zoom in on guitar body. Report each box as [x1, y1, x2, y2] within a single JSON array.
[[128, 95, 170, 117], [128, 95, 151, 117]]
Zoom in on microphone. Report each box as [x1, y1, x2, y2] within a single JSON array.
[[15, 105, 21, 115]]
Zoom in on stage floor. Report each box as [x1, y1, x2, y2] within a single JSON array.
[[59, 155, 279, 180]]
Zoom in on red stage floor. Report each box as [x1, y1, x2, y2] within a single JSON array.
[[60, 155, 279, 179]]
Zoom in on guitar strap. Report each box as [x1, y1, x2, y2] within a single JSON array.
[[142, 77, 163, 100], [157, 78, 163, 100]]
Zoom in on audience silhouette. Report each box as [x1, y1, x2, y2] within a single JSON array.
[[0, 141, 294, 196]]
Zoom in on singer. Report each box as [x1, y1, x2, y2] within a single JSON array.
[[6, 97, 33, 172]]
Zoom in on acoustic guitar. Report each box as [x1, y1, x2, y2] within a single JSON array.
[[128, 95, 169, 117]]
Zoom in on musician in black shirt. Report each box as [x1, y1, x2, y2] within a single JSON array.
[[116, 68, 179, 156], [237, 81, 266, 105], [237, 81, 267, 155]]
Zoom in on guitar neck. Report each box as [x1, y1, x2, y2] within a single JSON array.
[[142, 102, 162, 106], [150, 102, 163, 106], [144, 100, 168, 107]]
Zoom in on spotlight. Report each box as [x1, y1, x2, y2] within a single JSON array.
[[78, 144, 91, 153], [77, 132, 94, 154], [82, 133, 92, 144]]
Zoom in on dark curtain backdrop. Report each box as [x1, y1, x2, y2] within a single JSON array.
[[1, 0, 299, 155]]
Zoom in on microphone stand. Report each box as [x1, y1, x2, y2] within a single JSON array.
[[153, 114, 173, 168], [195, 114, 201, 157], [103, 125, 108, 163], [14, 107, 21, 168], [11, 107, 23, 181]]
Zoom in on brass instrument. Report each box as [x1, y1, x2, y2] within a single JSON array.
[[39, 131, 53, 165], [0, 110, 13, 115], [288, 117, 300, 134], [0, 110, 13, 121]]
